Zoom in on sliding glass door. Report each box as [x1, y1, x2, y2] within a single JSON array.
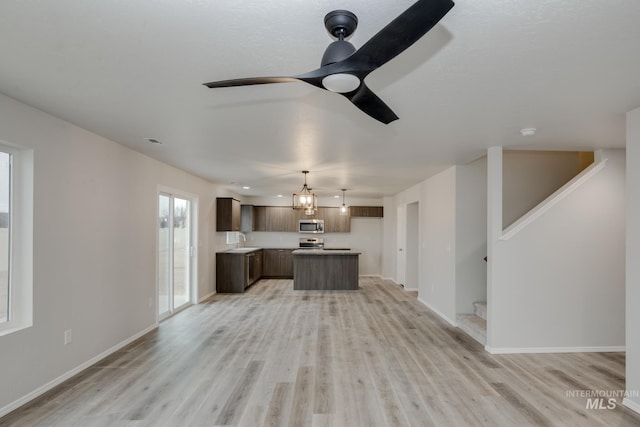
[[158, 192, 192, 320]]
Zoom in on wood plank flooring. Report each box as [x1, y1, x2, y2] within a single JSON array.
[[2, 277, 639, 426]]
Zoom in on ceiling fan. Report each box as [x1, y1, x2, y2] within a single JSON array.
[[203, 0, 454, 124]]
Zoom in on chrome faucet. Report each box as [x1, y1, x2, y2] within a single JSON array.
[[237, 233, 247, 248]]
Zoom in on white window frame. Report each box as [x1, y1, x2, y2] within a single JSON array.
[[0, 141, 33, 336]]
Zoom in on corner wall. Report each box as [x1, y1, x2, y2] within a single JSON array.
[[455, 157, 488, 314], [384, 168, 457, 325], [487, 148, 626, 352], [0, 93, 218, 414]]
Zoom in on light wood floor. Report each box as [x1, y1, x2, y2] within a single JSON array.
[[2, 277, 639, 426]]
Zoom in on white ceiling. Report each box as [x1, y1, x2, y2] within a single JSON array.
[[1, 0, 639, 199]]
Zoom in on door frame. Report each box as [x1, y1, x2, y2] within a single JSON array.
[[157, 185, 198, 323]]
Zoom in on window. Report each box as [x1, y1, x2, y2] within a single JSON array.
[[0, 142, 33, 335]]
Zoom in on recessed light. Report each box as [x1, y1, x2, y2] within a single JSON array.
[[242, 186, 250, 190], [276, 194, 283, 198], [145, 138, 162, 144], [334, 195, 340, 198], [520, 128, 536, 137]]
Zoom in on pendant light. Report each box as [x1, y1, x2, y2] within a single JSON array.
[[292, 171, 317, 215], [339, 189, 349, 216]]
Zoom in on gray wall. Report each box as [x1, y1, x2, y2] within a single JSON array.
[[503, 150, 590, 228], [488, 148, 626, 352], [455, 158, 488, 314], [626, 107, 640, 412], [0, 93, 219, 414]]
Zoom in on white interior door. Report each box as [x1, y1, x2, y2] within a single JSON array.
[[405, 202, 420, 291], [397, 205, 407, 285]]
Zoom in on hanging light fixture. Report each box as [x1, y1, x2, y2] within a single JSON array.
[[339, 188, 349, 216], [292, 171, 318, 215]]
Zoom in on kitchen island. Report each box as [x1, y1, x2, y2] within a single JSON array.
[[292, 249, 360, 290]]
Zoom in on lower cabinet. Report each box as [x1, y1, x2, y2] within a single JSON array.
[[216, 250, 263, 293], [216, 248, 293, 293], [262, 249, 294, 278]]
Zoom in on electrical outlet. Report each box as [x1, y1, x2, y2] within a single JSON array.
[[64, 329, 73, 345]]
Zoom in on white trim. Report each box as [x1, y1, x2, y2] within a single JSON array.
[[403, 287, 419, 292], [381, 276, 399, 284], [623, 398, 640, 415], [485, 345, 625, 354], [0, 324, 158, 418], [0, 143, 34, 336], [417, 297, 457, 326], [198, 291, 216, 303], [501, 158, 607, 240], [156, 187, 198, 320]]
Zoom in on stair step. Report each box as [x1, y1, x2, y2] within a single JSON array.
[[473, 301, 487, 320], [457, 314, 486, 345]]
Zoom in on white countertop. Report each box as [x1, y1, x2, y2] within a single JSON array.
[[292, 249, 361, 255]]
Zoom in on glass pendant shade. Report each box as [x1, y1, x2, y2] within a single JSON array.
[[339, 189, 349, 216], [292, 171, 317, 214]]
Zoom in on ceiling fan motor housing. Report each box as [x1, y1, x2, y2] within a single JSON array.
[[324, 10, 358, 39], [321, 10, 358, 66], [321, 40, 356, 66]]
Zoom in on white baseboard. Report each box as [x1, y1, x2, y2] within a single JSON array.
[[198, 291, 216, 303], [380, 277, 399, 284], [623, 398, 640, 415], [417, 297, 457, 327], [485, 345, 625, 354], [0, 323, 158, 419]]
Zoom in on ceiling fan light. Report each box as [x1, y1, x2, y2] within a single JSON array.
[[322, 73, 360, 93]]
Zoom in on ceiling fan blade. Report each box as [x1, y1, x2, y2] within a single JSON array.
[[203, 76, 299, 88], [343, 83, 398, 124], [345, 0, 454, 72]]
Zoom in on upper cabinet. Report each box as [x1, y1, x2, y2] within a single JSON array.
[[317, 207, 350, 233], [216, 198, 241, 231], [349, 206, 384, 218], [250, 206, 294, 232], [240, 204, 254, 232], [235, 205, 381, 232]]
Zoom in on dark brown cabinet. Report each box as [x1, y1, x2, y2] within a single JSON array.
[[319, 207, 351, 233], [265, 206, 297, 232], [216, 249, 263, 293], [262, 248, 294, 278], [216, 198, 241, 231], [239, 205, 355, 232], [252, 206, 267, 231], [349, 206, 384, 218]]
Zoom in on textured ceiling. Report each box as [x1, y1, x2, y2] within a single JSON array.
[[1, 0, 639, 199]]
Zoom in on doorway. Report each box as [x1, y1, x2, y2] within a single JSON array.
[[158, 192, 194, 320], [405, 202, 419, 291]]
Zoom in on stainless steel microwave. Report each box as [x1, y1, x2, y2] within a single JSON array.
[[299, 219, 324, 234]]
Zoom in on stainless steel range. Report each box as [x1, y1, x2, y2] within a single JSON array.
[[298, 237, 324, 249]]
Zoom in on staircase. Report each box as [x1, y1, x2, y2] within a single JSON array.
[[457, 301, 486, 345]]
